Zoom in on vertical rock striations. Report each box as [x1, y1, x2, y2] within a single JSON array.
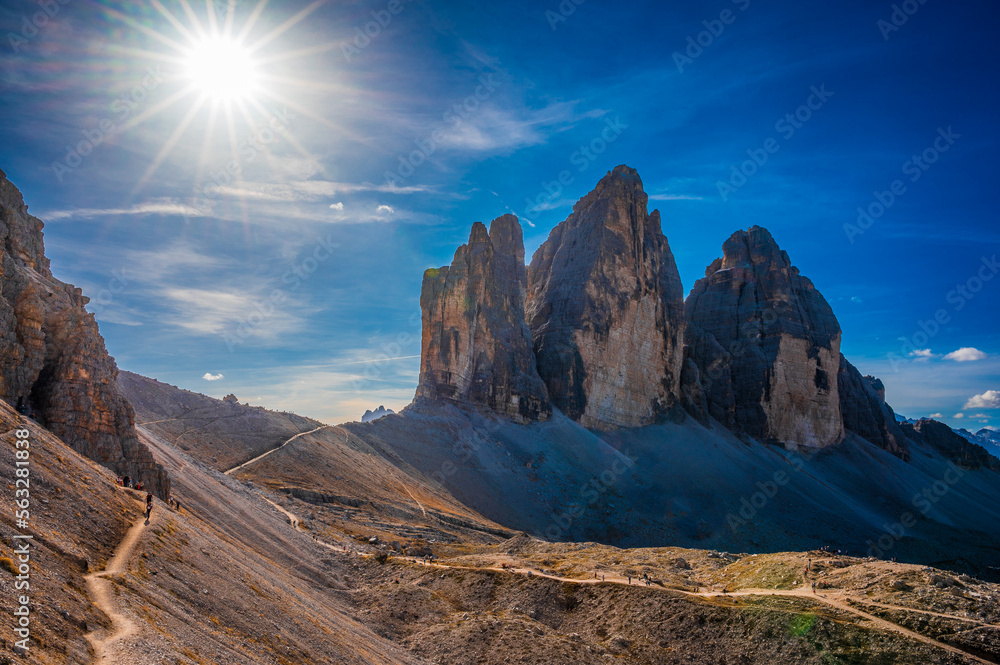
[[526, 165, 685, 429], [416, 214, 550, 421], [0, 169, 169, 497], [837, 356, 909, 459], [685, 226, 844, 449]]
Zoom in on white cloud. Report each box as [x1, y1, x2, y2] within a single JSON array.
[[329, 202, 344, 211], [909, 349, 934, 360], [954, 413, 965, 418], [964, 390, 1000, 410], [376, 204, 394, 214], [42, 199, 204, 221], [944, 347, 987, 362], [929, 413, 943, 418], [202, 372, 224, 381], [850, 296, 864, 304], [970, 413, 990, 419]]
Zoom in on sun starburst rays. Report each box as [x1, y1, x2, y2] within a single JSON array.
[[110, 0, 331, 220]]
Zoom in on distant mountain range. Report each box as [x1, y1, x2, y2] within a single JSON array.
[[361, 405, 394, 422], [895, 412, 1000, 460]]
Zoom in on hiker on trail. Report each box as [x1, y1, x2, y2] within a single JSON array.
[[812, 582, 816, 593], [145, 493, 153, 522], [628, 576, 631, 585], [123, 475, 130, 488], [137, 482, 143, 492]]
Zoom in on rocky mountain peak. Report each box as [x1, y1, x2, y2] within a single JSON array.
[[417, 214, 550, 422], [685, 226, 844, 448], [526, 165, 685, 429]]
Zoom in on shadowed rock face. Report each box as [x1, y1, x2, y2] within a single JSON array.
[[0, 169, 169, 498], [526, 165, 685, 429], [901, 419, 1000, 471], [417, 214, 550, 422], [837, 356, 909, 459], [685, 226, 844, 449]]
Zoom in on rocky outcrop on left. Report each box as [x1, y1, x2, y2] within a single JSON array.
[[416, 214, 550, 422], [0, 169, 169, 498], [837, 355, 909, 459], [685, 226, 844, 449]]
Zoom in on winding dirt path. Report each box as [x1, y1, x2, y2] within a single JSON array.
[[379, 555, 996, 664], [224, 425, 329, 475], [84, 500, 159, 662]]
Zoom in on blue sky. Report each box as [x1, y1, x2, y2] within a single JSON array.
[[1, 0, 997, 428]]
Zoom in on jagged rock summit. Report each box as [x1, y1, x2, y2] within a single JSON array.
[[362, 405, 394, 422], [416, 214, 550, 422], [0, 168, 169, 497], [684, 226, 845, 449], [526, 165, 686, 429]]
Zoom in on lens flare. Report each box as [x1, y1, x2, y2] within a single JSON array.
[[183, 37, 258, 102]]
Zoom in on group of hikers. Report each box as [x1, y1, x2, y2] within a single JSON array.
[[115, 475, 183, 523], [117, 476, 144, 491]]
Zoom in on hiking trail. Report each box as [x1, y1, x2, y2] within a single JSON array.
[[224, 425, 330, 475], [84, 496, 158, 662]]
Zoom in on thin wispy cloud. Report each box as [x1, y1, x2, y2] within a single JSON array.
[[43, 200, 204, 221], [648, 194, 704, 201]]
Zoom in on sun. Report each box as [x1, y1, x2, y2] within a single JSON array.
[[182, 36, 258, 102]]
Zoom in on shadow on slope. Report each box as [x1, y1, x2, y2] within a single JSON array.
[[342, 400, 1000, 581]]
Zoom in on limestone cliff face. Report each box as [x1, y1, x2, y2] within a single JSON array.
[[837, 356, 909, 459], [416, 214, 550, 421], [525, 166, 685, 429], [0, 169, 169, 498], [685, 227, 844, 449]]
